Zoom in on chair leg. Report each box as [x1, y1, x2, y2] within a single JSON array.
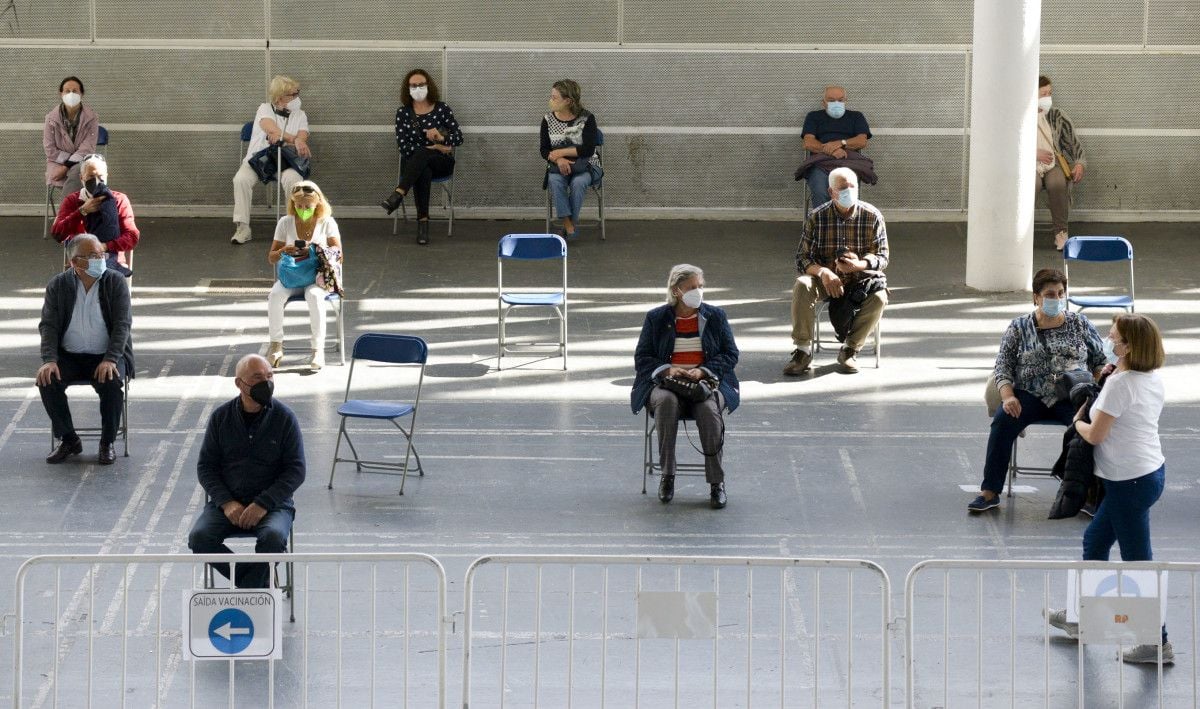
[[327, 419, 347, 489], [336, 300, 346, 366], [1007, 439, 1017, 498], [122, 381, 130, 456], [342, 429, 364, 472], [642, 412, 653, 494], [874, 321, 882, 368], [545, 190, 552, 234], [598, 185, 606, 241], [445, 182, 454, 236]]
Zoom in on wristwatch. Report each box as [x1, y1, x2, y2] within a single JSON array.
[[840, 139, 847, 148]]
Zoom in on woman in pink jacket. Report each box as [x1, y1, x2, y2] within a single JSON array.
[[43, 76, 99, 196]]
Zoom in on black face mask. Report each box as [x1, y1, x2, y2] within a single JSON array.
[[84, 177, 106, 195], [248, 379, 274, 407], [273, 106, 291, 118]]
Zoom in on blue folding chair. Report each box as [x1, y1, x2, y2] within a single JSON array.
[[239, 121, 282, 222], [497, 234, 568, 370], [1063, 236, 1135, 313], [43, 126, 108, 240], [327, 334, 428, 495], [544, 129, 606, 240], [392, 149, 455, 236]]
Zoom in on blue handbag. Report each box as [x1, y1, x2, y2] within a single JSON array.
[[277, 246, 318, 288]]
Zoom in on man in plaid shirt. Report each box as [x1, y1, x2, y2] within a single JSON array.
[[784, 167, 889, 375]]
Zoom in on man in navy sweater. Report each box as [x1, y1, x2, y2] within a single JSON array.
[[188, 354, 305, 588]]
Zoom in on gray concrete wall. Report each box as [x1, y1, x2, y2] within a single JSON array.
[[2, 0, 1198, 219]]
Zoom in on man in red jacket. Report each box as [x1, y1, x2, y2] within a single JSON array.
[[51, 154, 139, 275]]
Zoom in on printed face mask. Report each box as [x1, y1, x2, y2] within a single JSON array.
[[62, 92, 82, 108], [826, 101, 846, 119], [681, 287, 703, 309], [295, 206, 316, 221], [1040, 298, 1065, 318]]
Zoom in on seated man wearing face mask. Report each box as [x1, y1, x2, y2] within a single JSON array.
[[52, 154, 139, 276], [784, 167, 889, 376], [187, 354, 305, 589], [795, 85, 875, 209]]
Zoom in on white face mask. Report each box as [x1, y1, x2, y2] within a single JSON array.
[[286, 97, 302, 113], [61, 92, 82, 108], [680, 287, 703, 309], [1038, 95, 1052, 113], [409, 86, 428, 102]]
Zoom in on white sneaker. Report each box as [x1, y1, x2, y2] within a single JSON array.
[[231, 223, 252, 244], [309, 349, 324, 372], [1123, 641, 1174, 665], [1045, 608, 1079, 639]]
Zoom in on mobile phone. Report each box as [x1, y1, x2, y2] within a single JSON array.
[[294, 239, 305, 250], [836, 247, 850, 258]]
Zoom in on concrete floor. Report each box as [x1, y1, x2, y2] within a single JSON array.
[[1, 214, 1197, 707]]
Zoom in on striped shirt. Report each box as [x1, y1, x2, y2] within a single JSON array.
[[794, 199, 890, 285], [670, 315, 704, 368]]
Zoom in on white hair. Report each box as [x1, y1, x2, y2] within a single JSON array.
[[828, 167, 858, 190], [80, 153, 108, 177], [666, 263, 704, 305], [68, 233, 102, 259]]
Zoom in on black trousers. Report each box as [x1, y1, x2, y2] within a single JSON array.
[[397, 150, 455, 218], [38, 350, 126, 443]]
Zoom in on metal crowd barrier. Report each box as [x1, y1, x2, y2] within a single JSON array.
[[460, 554, 892, 708], [904, 559, 1199, 709], [12, 553, 448, 709]]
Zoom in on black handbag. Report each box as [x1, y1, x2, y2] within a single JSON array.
[[660, 375, 717, 403]]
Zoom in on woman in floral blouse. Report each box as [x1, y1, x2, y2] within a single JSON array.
[[379, 69, 463, 245], [968, 268, 1106, 512]]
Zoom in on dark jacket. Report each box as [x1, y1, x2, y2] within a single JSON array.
[[39, 269, 135, 375], [1048, 380, 1103, 519], [197, 397, 306, 512], [631, 302, 740, 414]]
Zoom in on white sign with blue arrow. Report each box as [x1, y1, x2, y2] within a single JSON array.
[[184, 589, 282, 660]]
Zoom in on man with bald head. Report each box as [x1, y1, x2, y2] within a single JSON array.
[[188, 354, 305, 588], [799, 85, 873, 208]]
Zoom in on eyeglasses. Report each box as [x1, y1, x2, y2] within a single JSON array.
[[292, 185, 317, 195], [282, 91, 300, 99], [408, 82, 428, 89]]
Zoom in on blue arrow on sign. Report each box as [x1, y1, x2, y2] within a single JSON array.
[[208, 608, 254, 654]]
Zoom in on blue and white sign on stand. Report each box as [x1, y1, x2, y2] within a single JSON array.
[[184, 589, 282, 660]]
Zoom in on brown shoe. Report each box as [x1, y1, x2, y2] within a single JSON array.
[[782, 349, 812, 376], [46, 437, 82, 464], [837, 347, 860, 373]]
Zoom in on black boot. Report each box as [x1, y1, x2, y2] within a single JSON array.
[[417, 219, 430, 245], [710, 483, 727, 509], [380, 189, 404, 214], [658, 474, 674, 503]]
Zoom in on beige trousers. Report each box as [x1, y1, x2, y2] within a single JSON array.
[[790, 275, 888, 352]]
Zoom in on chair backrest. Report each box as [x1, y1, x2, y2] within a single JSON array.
[[96, 126, 109, 148], [240, 121, 254, 143], [351, 333, 428, 365], [498, 233, 567, 261], [1063, 236, 1133, 263]]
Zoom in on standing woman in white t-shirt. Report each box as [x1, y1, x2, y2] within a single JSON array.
[[1073, 313, 1169, 664], [232, 75, 312, 245], [266, 181, 341, 372]]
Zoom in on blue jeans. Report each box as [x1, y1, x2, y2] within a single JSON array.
[[547, 159, 594, 225], [980, 388, 1075, 495], [1083, 465, 1166, 642], [807, 167, 830, 208], [188, 501, 294, 588]]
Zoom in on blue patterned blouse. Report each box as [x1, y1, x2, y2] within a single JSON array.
[[993, 311, 1106, 406]]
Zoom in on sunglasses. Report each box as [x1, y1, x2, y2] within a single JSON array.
[[292, 185, 317, 195]]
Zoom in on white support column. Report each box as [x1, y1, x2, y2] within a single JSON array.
[[965, 0, 1042, 291]]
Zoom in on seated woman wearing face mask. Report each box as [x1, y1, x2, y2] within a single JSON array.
[[231, 75, 311, 245], [379, 69, 463, 246], [631, 264, 740, 510], [266, 181, 341, 372], [540, 79, 602, 240], [43, 76, 99, 197], [968, 268, 1106, 513], [51, 154, 139, 276]]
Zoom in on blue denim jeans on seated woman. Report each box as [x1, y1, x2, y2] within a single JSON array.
[[1084, 464, 1167, 642], [547, 158, 594, 225], [980, 388, 1076, 495]]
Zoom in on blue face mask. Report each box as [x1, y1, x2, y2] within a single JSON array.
[[826, 101, 846, 119], [1040, 298, 1065, 318], [1102, 337, 1120, 365], [835, 187, 857, 209], [84, 256, 107, 278]]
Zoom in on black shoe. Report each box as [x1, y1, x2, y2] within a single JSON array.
[[380, 190, 404, 214], [710, 483, 727, 509], [46, 437, 82, 464], [98, 441, 116, 466], [658, 474, 675, 503], [417, 220, 430, 245]]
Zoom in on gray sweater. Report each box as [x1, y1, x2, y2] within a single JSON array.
[[39, 269, 135, 374]]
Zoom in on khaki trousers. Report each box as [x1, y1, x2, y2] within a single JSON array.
[[790, 275, 888, 352]]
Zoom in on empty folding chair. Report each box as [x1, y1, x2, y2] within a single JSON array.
[[497, 234, 568, 370], [1063, 236, 1135, 313], [327, 334, 428, 495]]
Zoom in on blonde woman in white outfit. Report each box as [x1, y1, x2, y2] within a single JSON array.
[[266, 181, 341, 371], [232, 75, 311, 244]]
